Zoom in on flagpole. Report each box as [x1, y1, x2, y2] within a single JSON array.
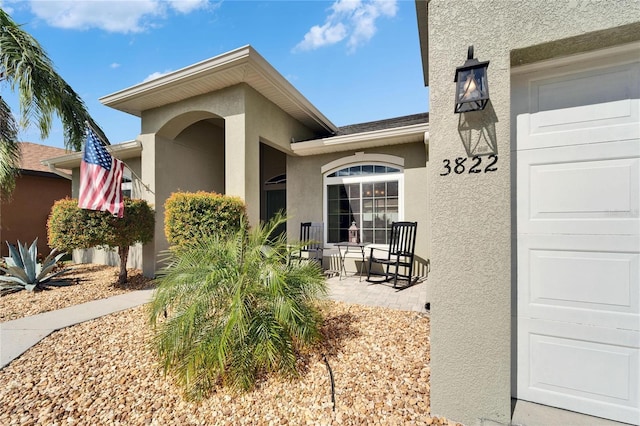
[[84, 121, 155, 195]]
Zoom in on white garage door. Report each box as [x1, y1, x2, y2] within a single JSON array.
[[514, 45, 640, 424]]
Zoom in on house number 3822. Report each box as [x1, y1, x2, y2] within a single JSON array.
[[440, 155, 498, 176]]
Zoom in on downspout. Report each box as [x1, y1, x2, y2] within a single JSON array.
[[423, 130, 429, 159]]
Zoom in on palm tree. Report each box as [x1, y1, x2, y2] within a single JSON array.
[[0, 8, 108, 196], [149, 214, 328, 400], [0, 96, 20, 195]]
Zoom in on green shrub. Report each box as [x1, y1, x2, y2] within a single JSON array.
[[164, 191, 247, 249], [48, 197, 155, 285], [150, 213, 327, 400]]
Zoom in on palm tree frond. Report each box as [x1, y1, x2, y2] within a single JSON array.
[[149, 214, 327, 398]]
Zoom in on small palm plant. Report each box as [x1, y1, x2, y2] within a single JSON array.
[[149, 214, 327, 400], [0, 238, 68, 295]]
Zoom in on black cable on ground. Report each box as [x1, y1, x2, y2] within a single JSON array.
[[322, 353, 336, 412]]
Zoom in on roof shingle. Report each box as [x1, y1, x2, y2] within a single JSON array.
[[19, 142, 72, 173], [335, 113, 429, 136]]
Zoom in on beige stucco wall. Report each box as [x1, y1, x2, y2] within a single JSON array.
[[135, 83, 318, 276], [287, 142, 430, 277], [425, 1, 640, 425]]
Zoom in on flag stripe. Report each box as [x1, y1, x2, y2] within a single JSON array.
[[78, 128, 125, 218]]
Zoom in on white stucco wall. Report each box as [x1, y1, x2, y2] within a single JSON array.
[[425, 1, 640, 424]]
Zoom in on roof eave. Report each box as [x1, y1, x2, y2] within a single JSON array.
[[415, 0, 429, 86], [291, 123, 429, 156], [42, 140, 142, 169], [99, 45, 252, 116], [99, 45, 338, 134]]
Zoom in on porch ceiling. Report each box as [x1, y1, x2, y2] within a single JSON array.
[[100, 45, 338, 135]]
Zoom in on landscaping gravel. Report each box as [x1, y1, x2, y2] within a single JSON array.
[[0, 264, 154, 322], [0, 265, 459, 425]]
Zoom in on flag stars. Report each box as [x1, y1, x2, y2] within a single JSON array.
[[83, 132, 112, 170]]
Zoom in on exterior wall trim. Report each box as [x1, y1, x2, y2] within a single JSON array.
[[293, 124, 429, 156], [42, 140, 143, 169], [511, 41, 640, 75], [320, 152, 405, 174]]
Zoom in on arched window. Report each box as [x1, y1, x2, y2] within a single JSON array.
[[323, 162, 404, 245]]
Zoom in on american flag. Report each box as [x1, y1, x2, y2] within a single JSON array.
[[78, 127, 125, 218]]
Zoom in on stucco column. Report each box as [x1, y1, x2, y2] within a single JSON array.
[[224, 113, 260, 225], [138, 133, 158, 278], [427, 3, 512, 424]]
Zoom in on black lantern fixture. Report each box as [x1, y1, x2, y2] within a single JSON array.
[[454, 45, 490, 113], [348, 221, 359, 243]]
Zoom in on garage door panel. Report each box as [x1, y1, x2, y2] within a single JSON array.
[[517, 140, 640, 235], [530, 334, 636, 402], [524, 100, 639, 149], [532, 250, 637, 309], [533, 65, 638, 113], [517, 61, 640, 151], [517, 319, 639, 424], [518, 235, 639, 330]]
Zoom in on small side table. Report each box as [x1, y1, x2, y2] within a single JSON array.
[[335, 242, 366, 281]]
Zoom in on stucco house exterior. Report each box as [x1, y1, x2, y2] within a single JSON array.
[[1, 142, 71, 257], [417, 0, 639, 425], [44, 45, 431, 283]]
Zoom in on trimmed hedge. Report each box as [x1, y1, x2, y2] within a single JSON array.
[[47, 197, 155, 285], [164, 191, 247, 248], [48, 198, 154, 252]]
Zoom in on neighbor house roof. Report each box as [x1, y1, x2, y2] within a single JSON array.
[[291, 113, 429, 156], [19, 142, 71, 177], [336, 113, 429, 135], [100, 45, 338, 134]]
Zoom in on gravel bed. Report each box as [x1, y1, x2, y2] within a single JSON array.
[[0, 264, 154, 322], [0, 264, 460, 425]]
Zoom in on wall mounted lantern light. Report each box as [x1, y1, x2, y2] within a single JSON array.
[[454, 45, 490, 113]]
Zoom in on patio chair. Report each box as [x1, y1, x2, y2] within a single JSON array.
[[366, 221, 417, 287], [290, 222, 324, 265]]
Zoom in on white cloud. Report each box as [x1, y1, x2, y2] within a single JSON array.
[[110, 63, 121, 69], [27, 0, 212, 34], [167, 0, 209, 14], [294, 22, 347, 52], [0, 1, 14, 14], [294, 0, 397, 53], [142, 70, 172, 83]]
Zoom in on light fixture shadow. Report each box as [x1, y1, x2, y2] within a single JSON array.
[[457, 101, 499, 157]]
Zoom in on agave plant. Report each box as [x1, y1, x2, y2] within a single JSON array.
[[0, 238, 68, 294], [150, 213, 328, 400]]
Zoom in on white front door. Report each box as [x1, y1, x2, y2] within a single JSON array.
[[514, 45, 640, 424]]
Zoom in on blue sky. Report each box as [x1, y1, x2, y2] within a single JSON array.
[[1, 0, 428, 149]]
